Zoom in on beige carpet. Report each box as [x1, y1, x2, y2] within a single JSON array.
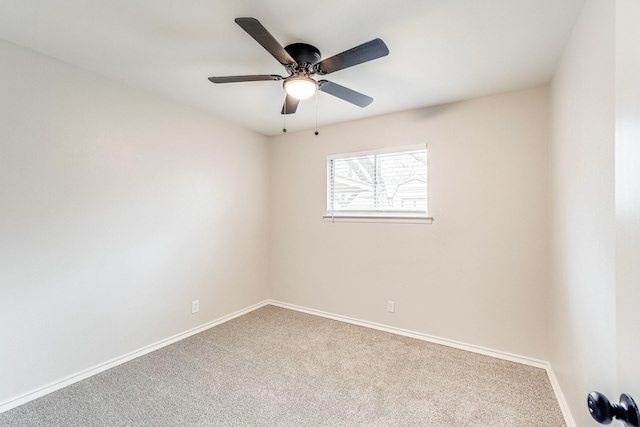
[[0, 305, 566, 426]]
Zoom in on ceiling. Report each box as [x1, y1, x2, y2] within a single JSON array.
[[0, 0, 585, 136]]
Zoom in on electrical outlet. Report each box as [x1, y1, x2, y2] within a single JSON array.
[[191, 300, 199, 314], [387, 300, 395, 313]]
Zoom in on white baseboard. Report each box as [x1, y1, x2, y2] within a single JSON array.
[[0, 300, 270, 414], [1, 298, 576, 427], [268, 299, 576, 427], [545, 364, 576, 427], [268, 300, 547, 367]]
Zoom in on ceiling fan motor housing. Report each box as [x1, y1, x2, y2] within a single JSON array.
[[284, 43, 321, 69]]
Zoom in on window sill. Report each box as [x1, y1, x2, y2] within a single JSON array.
[[322, 215, 434, 224]]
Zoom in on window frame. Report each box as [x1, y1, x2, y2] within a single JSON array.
[[324, 144, 433, 224]]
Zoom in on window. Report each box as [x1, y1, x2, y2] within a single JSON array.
[[325, 145, 431, 222]]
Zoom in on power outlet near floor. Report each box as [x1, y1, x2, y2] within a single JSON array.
[[191, 300, 200, 314], [387, 300, 395, 313]]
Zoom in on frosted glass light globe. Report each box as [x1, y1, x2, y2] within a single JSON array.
[[283, 75, 318, 99]]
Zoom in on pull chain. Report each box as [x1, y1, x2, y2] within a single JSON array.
[[282, 101, 287, 133]]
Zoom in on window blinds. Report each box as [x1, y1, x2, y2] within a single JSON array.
[[327, 146, 428, 218]]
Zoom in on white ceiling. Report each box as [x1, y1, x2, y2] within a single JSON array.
[[0, 0, 585, 136]]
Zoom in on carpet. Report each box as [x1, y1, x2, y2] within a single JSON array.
[[0, 305, 566, 426]]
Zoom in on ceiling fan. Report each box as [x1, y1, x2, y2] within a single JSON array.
[[208, 18, 389, 115]]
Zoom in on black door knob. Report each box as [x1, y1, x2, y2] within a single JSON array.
[[587, 392, 640, 427], [588, 392, 614, 423]]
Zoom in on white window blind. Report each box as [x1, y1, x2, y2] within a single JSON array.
[[326, 145, 429, 220]]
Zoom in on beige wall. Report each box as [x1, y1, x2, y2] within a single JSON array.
[[7, 3, 634, 423], [0, 39, 270, 403], [549, 0, 616, 425], [615, 0, 640, 399], [269, 87, 550, 360]]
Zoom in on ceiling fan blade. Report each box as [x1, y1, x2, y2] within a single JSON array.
[[235, 17, 296, 66], [208, 75, 283, 84], [281, 94, 300, 114], [318, 80, 373, 107], [315, 39, 389, 75]]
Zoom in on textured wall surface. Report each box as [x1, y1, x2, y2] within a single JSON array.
[[549, 0, 616, 424], [0, 38, 270, 404], [270, 87, 550, 361]]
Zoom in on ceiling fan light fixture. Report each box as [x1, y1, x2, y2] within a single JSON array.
[[283, 75, 318, 99], [209, 18, 389, 115]]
